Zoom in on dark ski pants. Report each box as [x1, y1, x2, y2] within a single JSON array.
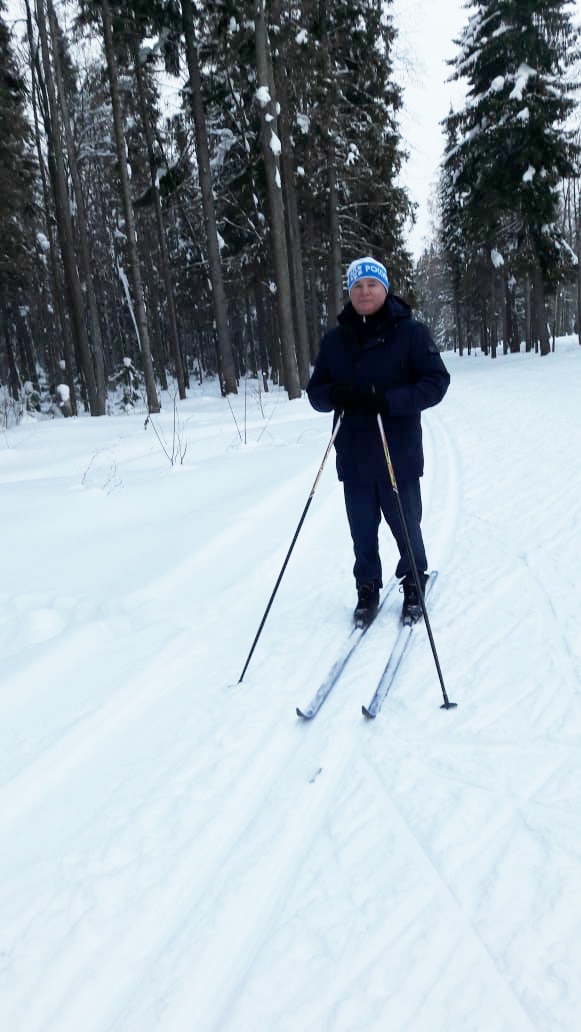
[[343, 477, 427, 588]]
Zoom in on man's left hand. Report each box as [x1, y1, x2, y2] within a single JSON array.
[[353, 384, 387, 414]]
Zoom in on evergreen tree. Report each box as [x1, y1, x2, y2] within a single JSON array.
[[0, 1, 37, 293], [294, 0, 414, 308], [1, 0, 420, 408], [325, 0, 413, 285], [444, 0, 580, 354], [439, 112, 468, 352], [414, 245, 456, 351], [0, 0, 39, 401]]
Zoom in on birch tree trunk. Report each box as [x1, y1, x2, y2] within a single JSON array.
[[181, 0, 237, 395], [101, 0, 160, 413], [254, 0, 301, 399]]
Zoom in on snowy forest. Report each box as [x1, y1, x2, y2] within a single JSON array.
[[0, 0, 580, 421]]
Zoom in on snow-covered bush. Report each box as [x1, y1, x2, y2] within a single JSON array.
[[108, 357, 144, 412]]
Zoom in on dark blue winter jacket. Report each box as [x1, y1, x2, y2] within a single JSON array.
[[307, 295, 450, 483]]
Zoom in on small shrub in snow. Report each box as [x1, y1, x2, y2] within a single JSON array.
[[108, 357, 144, 411]]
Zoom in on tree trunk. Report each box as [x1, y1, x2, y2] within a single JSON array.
[[181, 0, 237, 395], [254, 1, 301, 400], [131, 34, 186, 400], [36, 0, 103, 414], [318, 0, 343, 326], [326, 142, 343, 326], [504, 270, 519, 353], [25, 0, 69, 385], [524, 273, 533, 351], [101, 0, 160, 412], [270, 0, 311, 386], [453, 291, 463, 356], [552, 288, 559, 350], [532, 262, 550, 356], [253, 276, 271, 390], [576, 196, 581, 344], [0, 295, 21, 401], [304, 202, 321, 361], [47, 0, 106, 414]]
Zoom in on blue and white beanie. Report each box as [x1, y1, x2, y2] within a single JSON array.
[[346, 256, 390, 295]]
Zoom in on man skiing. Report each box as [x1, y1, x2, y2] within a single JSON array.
[[307, 256, 450, 626]]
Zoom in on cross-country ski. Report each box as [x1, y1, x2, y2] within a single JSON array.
[[296, 579, 398, 719], [363, 572, 440, 719]]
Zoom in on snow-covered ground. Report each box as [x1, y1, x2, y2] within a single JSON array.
[[1, 337, 581, 1032]]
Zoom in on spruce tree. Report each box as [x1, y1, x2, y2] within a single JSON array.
[[327, 0, 413, 284], [0, 0, 38, 402], [299, 0, 413, 300], [0, 1, 36, 293], [445, 0, 580, 354]]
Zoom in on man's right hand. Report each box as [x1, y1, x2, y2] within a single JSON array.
[[329, 381, 381, 413]]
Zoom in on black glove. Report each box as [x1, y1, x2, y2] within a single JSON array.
[[330, 380, 385, 414], [329, 380, 355, 410], [350, 384, 381, 413]]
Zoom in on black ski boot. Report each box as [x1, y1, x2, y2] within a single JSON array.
[[354, 582, 380, 627], [401, 576, 426, 625]]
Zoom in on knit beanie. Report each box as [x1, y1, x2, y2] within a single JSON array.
[[346, 256, 389, 295]]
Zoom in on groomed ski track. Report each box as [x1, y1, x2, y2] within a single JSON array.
[[2, 346, 581, 1032]]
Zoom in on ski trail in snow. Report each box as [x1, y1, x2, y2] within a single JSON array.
[[44, 604, 404, 1028], [0, 444, 341, 819], [419, 397, 581, 737], [106, 428, 468, 1032], [51, 707, 362, 1030], [4, 398, 469, 1032], [1, 443, 357, 1032], [4, 352, 581, 1032], [141, 713, 371, 1032], [421, 406, 464, 575], [469, 512, 581, 698], [0, 625, 190, 823], [359, 754, 538, 1030], [36, 724, 302, 1032], [125, 454, 332, 614]]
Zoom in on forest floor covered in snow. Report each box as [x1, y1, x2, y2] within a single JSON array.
[[1, 337, 581, 1031]]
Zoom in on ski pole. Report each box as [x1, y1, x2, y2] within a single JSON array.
[[376, 412, 456, 710], [238, 416, 343, 683]]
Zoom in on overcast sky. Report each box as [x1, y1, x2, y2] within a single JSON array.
[[391, 0, 470, 258]]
